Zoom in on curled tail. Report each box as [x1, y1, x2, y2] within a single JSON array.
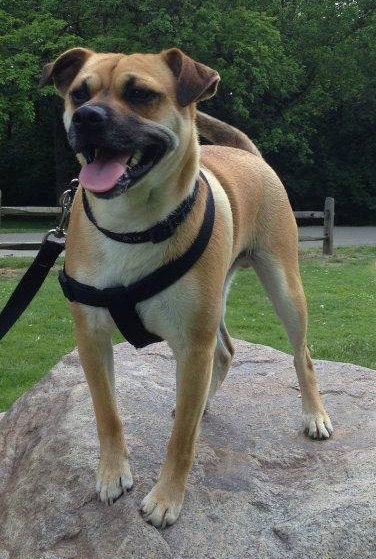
[[196, 111, 262, 158]]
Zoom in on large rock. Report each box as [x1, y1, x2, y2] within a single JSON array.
[[0, 340, 375, 559]]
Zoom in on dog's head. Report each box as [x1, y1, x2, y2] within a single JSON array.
[[41, 48, 219, 198]]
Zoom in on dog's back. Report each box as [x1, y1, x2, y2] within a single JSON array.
[[197, 111, 262, 158], [200, 139, 295, 260]]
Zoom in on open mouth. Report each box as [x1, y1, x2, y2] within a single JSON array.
[[78, 144, 166, 198]]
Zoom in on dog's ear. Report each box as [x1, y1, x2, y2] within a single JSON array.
[[39, 48, 93, 95], [163, 48, 220, 107]]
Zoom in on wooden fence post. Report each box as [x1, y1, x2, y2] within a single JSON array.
[[323, 197, 335, 255]]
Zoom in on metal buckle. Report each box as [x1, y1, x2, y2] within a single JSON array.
[[47, 178, 79, 241]]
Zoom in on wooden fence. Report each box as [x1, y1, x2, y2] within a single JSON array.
[[295, 197, 335, 255], [0, 191, 335, 255]]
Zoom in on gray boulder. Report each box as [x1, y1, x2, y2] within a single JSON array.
[[0, 340, 375, 559]]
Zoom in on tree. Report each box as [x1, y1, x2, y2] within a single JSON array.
[[0, 0, 375, 222], [249, 0, 376, 220]]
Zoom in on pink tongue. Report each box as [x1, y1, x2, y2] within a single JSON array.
[[79, 160, 126, 193]]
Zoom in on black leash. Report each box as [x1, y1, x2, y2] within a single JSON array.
[[0, 180, 78, 341]]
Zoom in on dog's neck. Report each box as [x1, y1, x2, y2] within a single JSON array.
[[84, 130, 201, 235]]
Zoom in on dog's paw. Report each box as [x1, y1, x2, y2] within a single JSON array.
[[97, 457, 133, 504], [303, 411, 333, 439], [141, 482, 183, 528]]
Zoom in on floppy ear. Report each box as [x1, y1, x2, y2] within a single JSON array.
[[163, 48, 220, 107], [39, 47, 93, 95]]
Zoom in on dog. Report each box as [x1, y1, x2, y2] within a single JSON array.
[[40, 47, 333, 528]]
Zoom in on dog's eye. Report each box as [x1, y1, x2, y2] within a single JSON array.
[[70, 83, 90, 105], [124, 87, 158, 105]]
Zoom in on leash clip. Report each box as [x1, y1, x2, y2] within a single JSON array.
[[46, 178, 79, 241]]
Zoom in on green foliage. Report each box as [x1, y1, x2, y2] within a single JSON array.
[[0, 0, 375, 222], [0, 12, 77, 128], [256, 0, 376, 221]]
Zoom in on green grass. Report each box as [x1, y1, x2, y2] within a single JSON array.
[[0, 258, 74, 410], [227, 246, 376, 367], [0, 247, 375, 411], [0, 217, 56, 233]]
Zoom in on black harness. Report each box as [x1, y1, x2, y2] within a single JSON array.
[[59, 172, 215, 348]]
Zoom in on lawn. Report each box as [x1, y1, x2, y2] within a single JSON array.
[[0, 217, 56, 234], [0, 247, 375, 411]]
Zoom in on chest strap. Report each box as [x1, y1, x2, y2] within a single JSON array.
[[59, 175, 215, 348]]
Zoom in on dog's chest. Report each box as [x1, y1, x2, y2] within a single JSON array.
[[72, 232, 167, 289], [66, 224, 198, 345], [66, 189, 172, 289]]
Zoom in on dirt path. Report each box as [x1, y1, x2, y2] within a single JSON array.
[[299, 226, 376, 249]]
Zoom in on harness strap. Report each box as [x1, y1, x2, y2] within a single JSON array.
[[59, 173, 215, 348], [82, 180, 200, 244]]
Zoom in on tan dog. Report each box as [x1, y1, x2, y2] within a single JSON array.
[[41, 47, 333, 528]]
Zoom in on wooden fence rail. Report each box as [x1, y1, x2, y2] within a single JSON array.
[[0, 191, 335, 255], [295, 197, 335, 255]]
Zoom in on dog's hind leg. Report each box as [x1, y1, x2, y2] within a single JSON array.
[[207, 271, 236, 405], [207, 319, 234, 407], [251, 249, 333, 439], [70, 304, 134, 503]]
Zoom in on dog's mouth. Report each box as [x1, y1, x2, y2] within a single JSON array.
[[78, 144, 166, 198]]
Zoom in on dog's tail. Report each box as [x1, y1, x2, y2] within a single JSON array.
[[196, 111, 262, 158]]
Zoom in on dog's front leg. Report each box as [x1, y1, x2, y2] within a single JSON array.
[[141, 338, 215, 528], [71, 304, 133, 503]]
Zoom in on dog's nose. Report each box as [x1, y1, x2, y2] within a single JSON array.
[[72, 105, 107, 127]]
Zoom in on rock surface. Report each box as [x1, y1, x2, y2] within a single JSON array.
[[0, 340, 376, 559]]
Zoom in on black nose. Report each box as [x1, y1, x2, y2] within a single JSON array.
[[72, 105, 107, 127]]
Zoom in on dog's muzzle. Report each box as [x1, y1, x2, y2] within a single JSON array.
[[67, 103, 178, 198]]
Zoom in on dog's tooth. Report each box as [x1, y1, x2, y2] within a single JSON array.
[[117, 171, 131, 192], [129, 149, 142, 167]]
